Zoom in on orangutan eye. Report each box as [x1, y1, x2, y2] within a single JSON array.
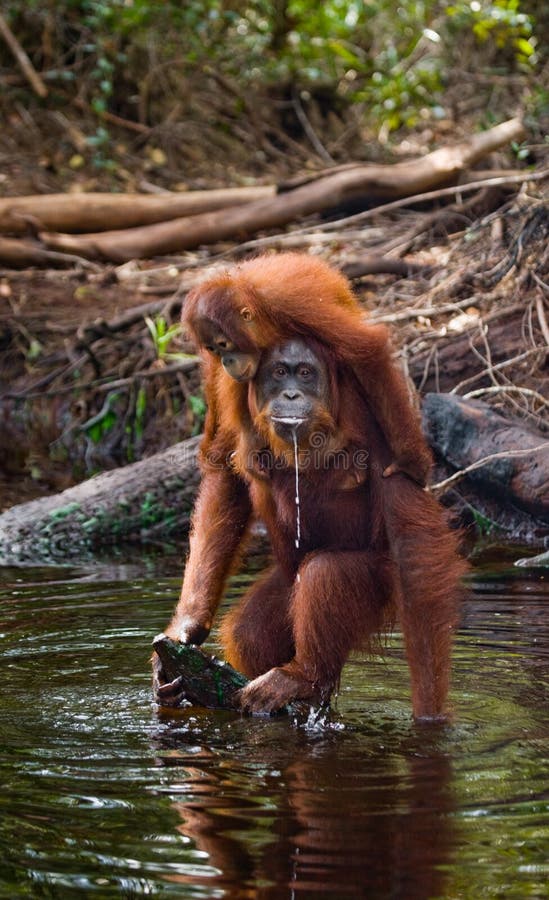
[[299, 366, 313, 379], [273, 366, 287, 378]]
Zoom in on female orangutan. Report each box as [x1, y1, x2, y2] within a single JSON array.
[[154, 253, 466, 720]]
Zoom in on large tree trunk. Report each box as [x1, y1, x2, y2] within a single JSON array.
[[2, 392, 546, 564], [0, 436, 200, 564], [0, 186, 274, 235], [39, 118, 525, 262]]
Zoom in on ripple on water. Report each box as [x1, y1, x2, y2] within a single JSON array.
[[0, 556, 548, 898]]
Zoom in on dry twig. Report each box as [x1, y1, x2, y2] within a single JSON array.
[[463, 385, 549, 408], [451, 348, 544, 394], [431, 442, 549, 495], [0, 13, 48, 98]]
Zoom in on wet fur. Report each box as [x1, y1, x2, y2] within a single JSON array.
[[162, 254, 466, 719]]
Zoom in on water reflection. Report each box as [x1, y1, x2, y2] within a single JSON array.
[[153, 722, 456, 898], [0, 550, 547, 897]]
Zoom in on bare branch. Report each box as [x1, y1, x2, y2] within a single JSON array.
[[0, 12, 48, 98], [532, 281, 549, 348], [291, 88, 335, 164], [450, 348, 544, 394], [463, 385, 549, 408], [431, 442, 549, 495]]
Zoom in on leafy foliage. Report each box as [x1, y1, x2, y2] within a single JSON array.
[[2, 0, 539, 137], [446, 0, 536, 64]]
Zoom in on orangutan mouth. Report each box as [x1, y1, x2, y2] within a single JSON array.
[[271, 416, 306, 426]]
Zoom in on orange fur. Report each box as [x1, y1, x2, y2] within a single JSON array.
[[184, 253, 432, 486], [161, 253, 466, 719]]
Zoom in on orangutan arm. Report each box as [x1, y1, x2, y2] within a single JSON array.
[[166, 465, 252, 644]]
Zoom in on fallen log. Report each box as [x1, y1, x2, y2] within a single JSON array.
[[153, 635, 306, 716], [39, 117, 526, 262], [2, 390, 545, 564], [0, 436, 200, 564], [153, 635, 249, 711], [278, 166, 526, 193], [0, 186, 274, 235], [0, 236, 98, 269], [423, 393, 549, 521]]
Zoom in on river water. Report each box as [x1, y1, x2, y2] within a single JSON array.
[[0, 549, 548, 898]]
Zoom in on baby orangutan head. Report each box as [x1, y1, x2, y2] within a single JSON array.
[[191, 316, 259, 383]]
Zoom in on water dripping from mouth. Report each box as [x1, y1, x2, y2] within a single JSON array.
[[292, 427, 301, 550], [292, 427, 301, 583]]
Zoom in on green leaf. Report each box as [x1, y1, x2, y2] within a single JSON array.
[[136, 386, 147, 421], [328, 40, 361, 65], [515, 37, 535, 57], [88, 422, 103, 444]]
